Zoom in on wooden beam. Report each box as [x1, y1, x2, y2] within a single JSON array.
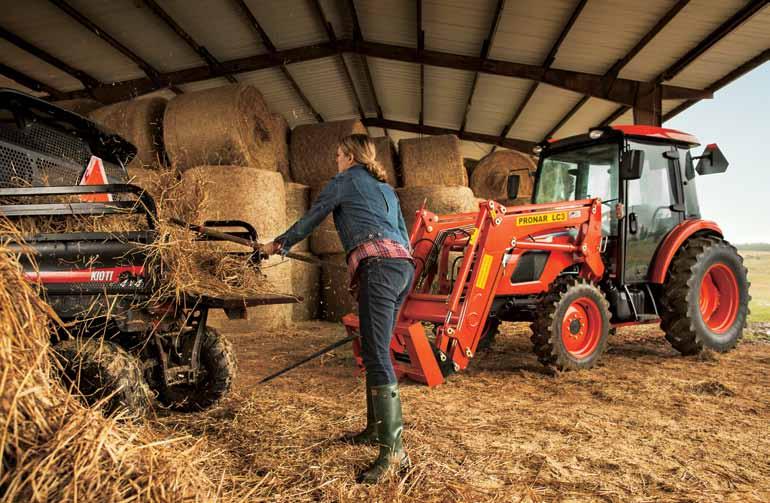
[[0, 62, 66, 99], [459, 0, 505, 133], [599, 105, 629, 127], [310, 0, 366, 120], [347, 0, 386, 135], [48, 0, 181, 94], [362, 117, 537, 153], [141, 0, 237, 83], [232, 0, 323, 122], [497, 0, 587, 150], [0, 25, 101, 90]]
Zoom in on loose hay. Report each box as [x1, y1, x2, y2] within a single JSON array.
[[285, 182, 311, 252], [397, 185, 479, 230], [309, 187, 344, 255], [89, 97, 168, 169], [164, 84, 275, 172], [54, 98, 103, 116], [320, 253, 356, 322], [372, 136, 399, 186], [271, 112, 291, 182], [290, 119, 367, 187], [398, 135, 467, 187], [470, 149, 536, 206], [290, 252, 321, 322]]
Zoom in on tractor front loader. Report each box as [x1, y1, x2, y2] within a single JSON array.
[[343, 125, 750, 386]]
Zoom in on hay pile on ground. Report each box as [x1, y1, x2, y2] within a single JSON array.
[[399, 135, 467, 187], [397, 185, 479, 230], [0, 242, 225, 501], [164, 84, 275, 172], [89, 97, 168, 169], [290, 120, 367, 186], [471, 150, 536, 206], [372, 136, 399, 186]]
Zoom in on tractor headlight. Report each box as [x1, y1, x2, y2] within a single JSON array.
[[589, 130, 604, 140]]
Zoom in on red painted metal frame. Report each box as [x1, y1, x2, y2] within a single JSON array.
[[610, 125, 700, 147], [343, 197, 605, 386], [649, 219, 722, 284]]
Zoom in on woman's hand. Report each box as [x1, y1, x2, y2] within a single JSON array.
[[256, 240, 282, 257]]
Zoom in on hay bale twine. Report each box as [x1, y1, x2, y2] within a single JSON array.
[[89, 98, 168, 169], [470, 150, 536, 206], [271, 112, 291, 182], [291, 252, 321, 321], [372, 136, 399, 186], [308, 187, 343, 255], [320, 253, 356, 322], [164, 84, 274, 172], [397, 185, 479, 230], [56, 98, 103, 116], [285, 182, 311, 252], [289, 119, 366, 186], [398, 135, 467, 187]]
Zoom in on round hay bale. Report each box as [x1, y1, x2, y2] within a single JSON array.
[[56, 98, 103, 116], [285, 182, 310, 252], [464, 157, 480, 179], [320, 253, 356, 322], [271, 112, 291, 182], [398, 135, 467, 187], [89, 98, 168, 169], [291, 252, 321, 321], [372, 136, 399, 186], [289, 119, 366, 186], [470, 150, 536, 205], [397, 185, 479, 230], [309, 187, 343, 255], [164, 84, 274, 172]]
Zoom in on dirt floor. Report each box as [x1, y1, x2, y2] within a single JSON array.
[[156, 321, 770, 502]]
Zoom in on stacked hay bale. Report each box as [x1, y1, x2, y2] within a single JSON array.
[[290, 120, 367, 321], [372, 136, 399, 186], [271, 113, 291, 182], [470, 150, 537, 206], [397, 134, 477, 229], [286, 182, 321, 321], [56, 98, 103, 116]]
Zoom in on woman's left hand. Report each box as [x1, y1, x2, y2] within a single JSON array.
[[256, 241, 282, 257]]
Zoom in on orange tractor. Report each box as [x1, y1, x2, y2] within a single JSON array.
[[344, 125, 750, 386]]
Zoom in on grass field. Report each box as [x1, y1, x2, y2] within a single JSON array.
[[740, 249, 770, 322]]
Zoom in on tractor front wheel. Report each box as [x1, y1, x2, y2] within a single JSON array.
[[660, 236, 749, 355], [531, 277, 611, 370]]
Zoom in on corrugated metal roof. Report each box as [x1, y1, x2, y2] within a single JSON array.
[[367, 57, 420, 124], [0, 39, 82, 92], [247, 0, 327, 50], [341, 53, 378, 116], [238, 68, 316, 126], [284, 57, 360, 121], [550, 98, 620, 139], [423, 65, 474, 129], [465, 74, 532, 135], [357, 0, 417, 47], [508, 84, 584, 141], [423, 0, 497, 57]]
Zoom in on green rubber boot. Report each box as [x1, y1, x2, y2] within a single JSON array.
[[341, 383, 377, 445], [356, 383, 410, 484]]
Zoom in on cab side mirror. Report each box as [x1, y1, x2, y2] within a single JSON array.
[[694, 143, 728, 175], [507, 174, 520, 200], [620, 149, 644, 180]]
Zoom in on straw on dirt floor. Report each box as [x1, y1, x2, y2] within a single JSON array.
[[89, 97, 168, 169], [470, 149, 536, 206], [0, 238, 228, 502], [398, 135, 467, 187], [271, 112, 291, 182], [285, 182, 311, 252], [372, 136, 399, 186], [309, 187, 343, 255], [54, 98, 103, 116], [397, 185, 479, 230], [164, 84, 275, 172], [290, 119, 367, 186], [320, 253, 356, 322], [290, 251, 321, 321]]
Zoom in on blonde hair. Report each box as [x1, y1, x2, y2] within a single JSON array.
[[339, 134, 388, 183]]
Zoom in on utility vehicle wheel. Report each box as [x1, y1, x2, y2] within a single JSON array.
[[476, 317, 501, 351], [660, 236, 749, 355], [155, 327, 237, 412], [531, 277, 611, 370], [54, 338, 151, 415]]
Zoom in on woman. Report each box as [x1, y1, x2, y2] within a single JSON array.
[[260, 134, 414, 484]]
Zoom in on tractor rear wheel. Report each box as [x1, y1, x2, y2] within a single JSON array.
[[54, 338, 151, 416], [154, 327, 237, 412], [660, 236, 749, 355], [531, 276, 611, 370]]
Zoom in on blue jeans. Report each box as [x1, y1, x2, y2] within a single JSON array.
[[358, 257, 415, 386]]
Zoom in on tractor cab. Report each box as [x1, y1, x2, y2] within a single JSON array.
[[532, 125, 728, 288]]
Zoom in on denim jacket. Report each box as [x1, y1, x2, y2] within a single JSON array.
[[275, 165, 410, 254]]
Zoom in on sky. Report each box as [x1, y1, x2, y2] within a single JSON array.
[[665, 63, 770, 244]]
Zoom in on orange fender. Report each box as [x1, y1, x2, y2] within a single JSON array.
[[649, 219, 722, 284]]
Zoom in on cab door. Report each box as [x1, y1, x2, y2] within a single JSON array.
[[622, 142, 683, 283]]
